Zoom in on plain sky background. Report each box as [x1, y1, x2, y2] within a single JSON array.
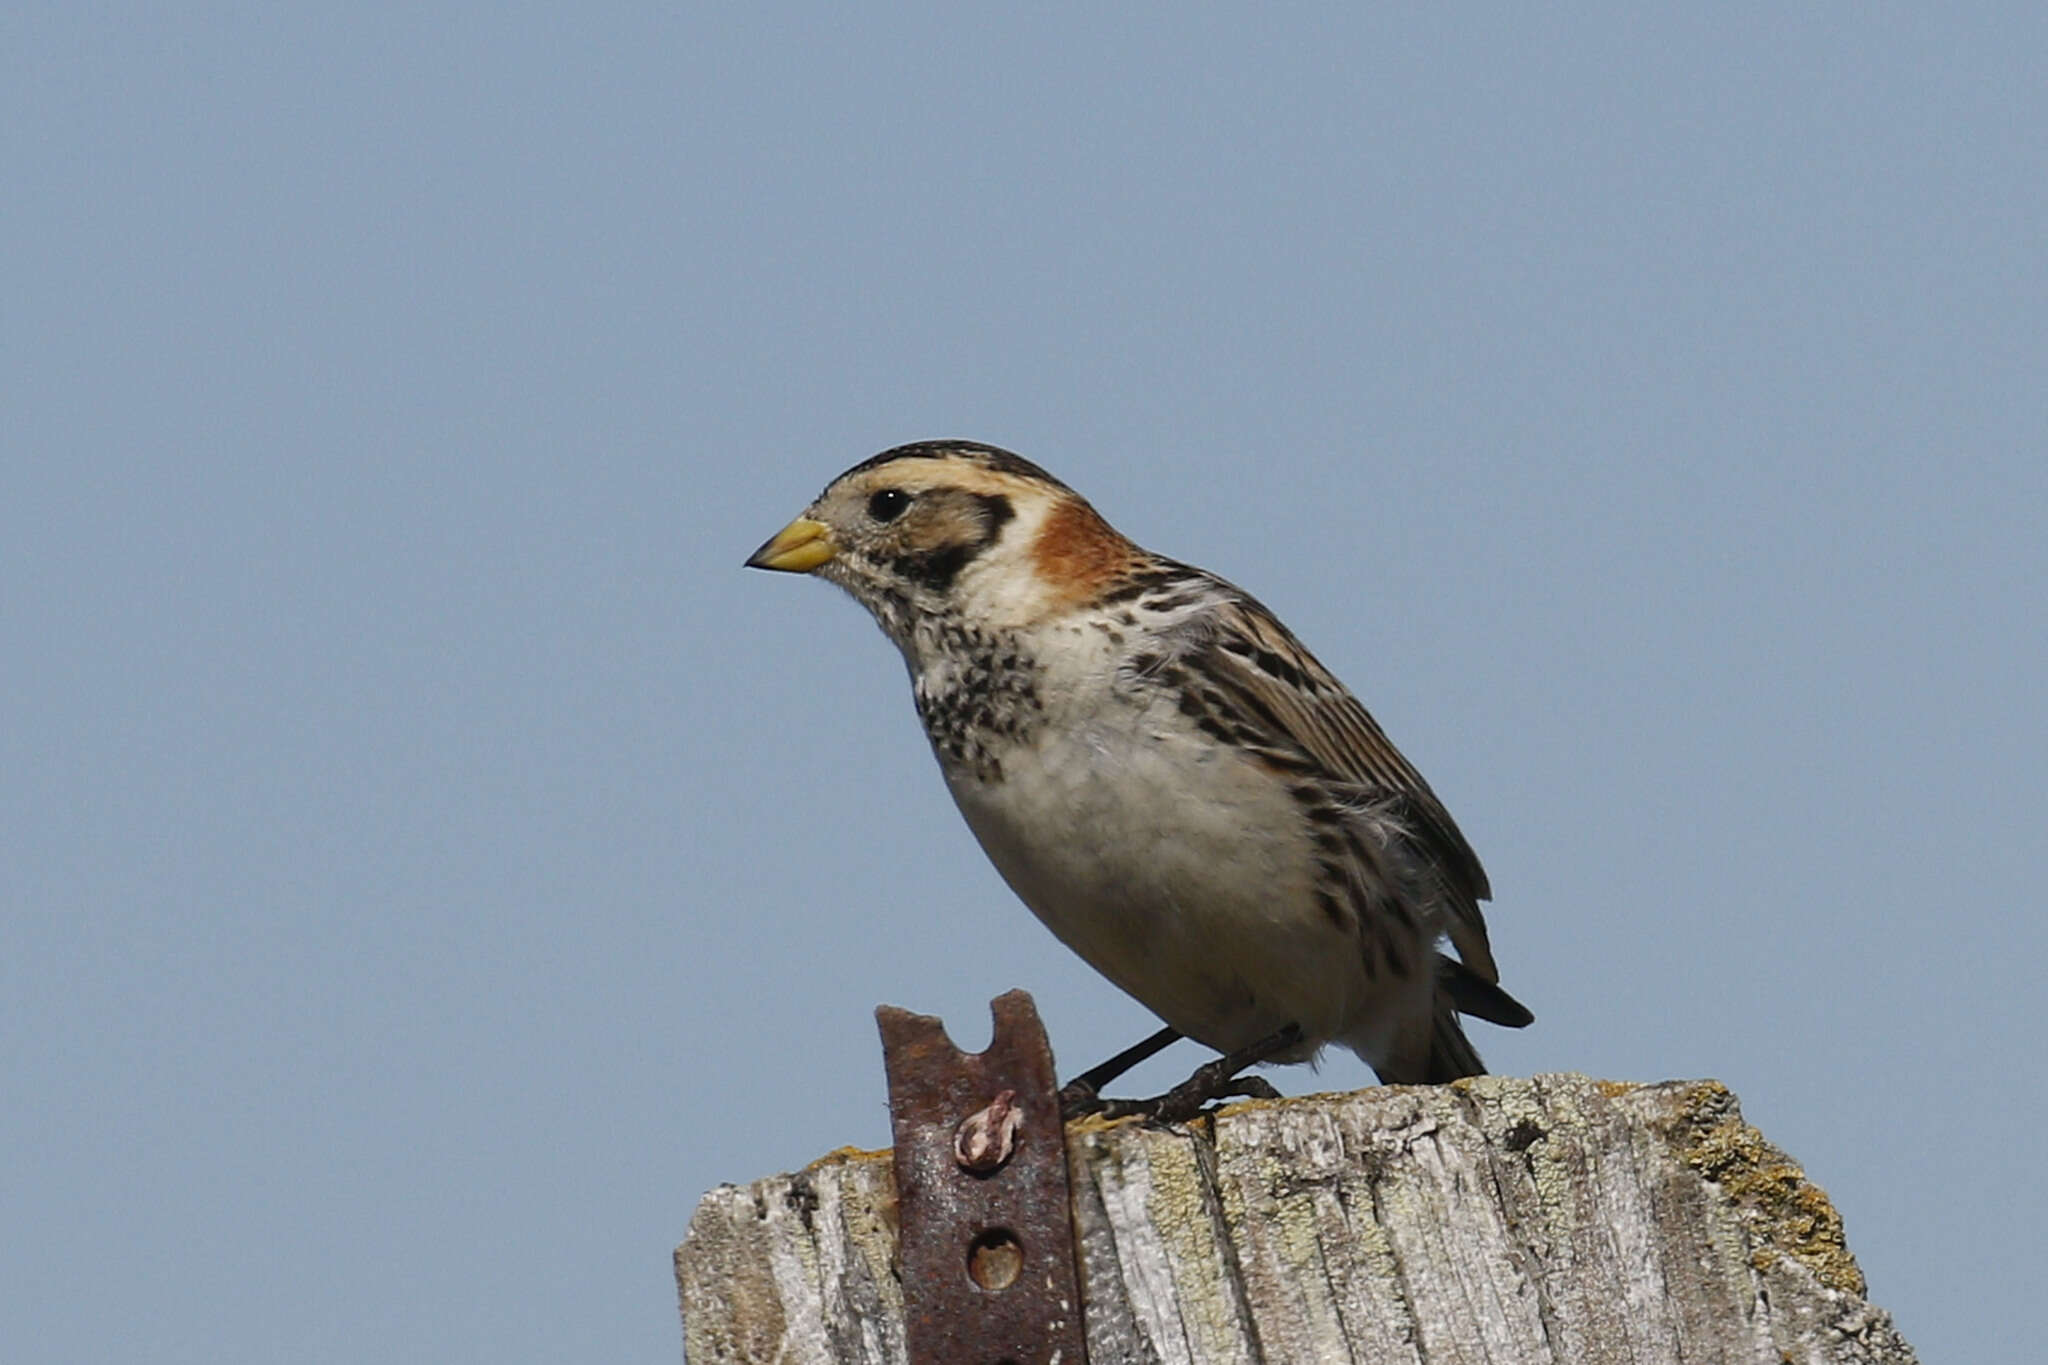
[[6, 5, 2043, 1362]]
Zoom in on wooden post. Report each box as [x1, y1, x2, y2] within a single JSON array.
[[677, 1074, 1919, 1364]]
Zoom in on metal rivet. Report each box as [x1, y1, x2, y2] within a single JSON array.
[[954, 1089, 1024, 1173]]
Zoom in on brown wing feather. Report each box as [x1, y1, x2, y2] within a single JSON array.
[[1189, 590, 1502, 983]]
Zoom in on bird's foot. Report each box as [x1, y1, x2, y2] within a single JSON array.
[[1060, 1022, 1302, 1124], [1092, 1071, 1283, 1123], [1057, 1076, 1108, 1120]]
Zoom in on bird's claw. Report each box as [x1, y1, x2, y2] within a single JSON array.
[[1062, 1070, 1282, 1125], [1057, 1078, 1107, 1120]]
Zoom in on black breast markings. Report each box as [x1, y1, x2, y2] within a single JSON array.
[[914, 622, 1043, 783]]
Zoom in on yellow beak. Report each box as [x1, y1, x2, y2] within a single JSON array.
[[744, 516, 837, 573]]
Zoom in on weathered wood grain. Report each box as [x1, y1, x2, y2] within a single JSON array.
[[677, 1075, 1918, 1364]]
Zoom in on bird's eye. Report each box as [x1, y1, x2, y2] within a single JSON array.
[[866, 488, 912, 523]]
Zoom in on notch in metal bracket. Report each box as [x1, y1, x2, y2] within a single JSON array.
[[877, 989, 1088, 1365]]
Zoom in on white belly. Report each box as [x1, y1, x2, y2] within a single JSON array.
[[939, 686, 1372, 1054]]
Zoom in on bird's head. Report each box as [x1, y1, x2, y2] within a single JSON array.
[[746, 441, 1139, 644]]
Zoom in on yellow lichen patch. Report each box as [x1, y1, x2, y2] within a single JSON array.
[[803, 1143, 888, 1172], [1064, 1110, 1153, 1138], [1664, 1081, 1866, 1296], [1208, 1092, 1302, 1121]]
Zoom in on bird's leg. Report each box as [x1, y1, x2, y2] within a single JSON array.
[[1093, 1023, 1304, 1124], [1058, 1025, 1183, 1118]]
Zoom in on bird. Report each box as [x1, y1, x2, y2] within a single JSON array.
[[746, 440, 1530, 1118]]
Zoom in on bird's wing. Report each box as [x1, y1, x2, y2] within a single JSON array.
[[1184, 587, 1501, 982]]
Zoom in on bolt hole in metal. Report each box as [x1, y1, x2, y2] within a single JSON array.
[[966, 1227, 1023, 1291]]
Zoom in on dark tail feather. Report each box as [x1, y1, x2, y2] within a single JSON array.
[[1425, 1001, 1488, 1082], [1374, 957, 1536, 1085], [1437, 953, 1535, 1029], [1419, 954, 1535, 1084]]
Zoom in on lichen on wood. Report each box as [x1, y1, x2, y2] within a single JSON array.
[[678, 1074, 1918, 1364]]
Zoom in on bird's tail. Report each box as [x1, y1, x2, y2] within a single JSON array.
[[1437, 953, 1535, 1028], [1423, 1001, 1488, 1082], [1381, 955, 1535, 1084]]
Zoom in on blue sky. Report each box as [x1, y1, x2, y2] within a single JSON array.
[[6, 6, 2043, 1361]]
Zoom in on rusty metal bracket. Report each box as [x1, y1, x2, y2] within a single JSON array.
[[877, 988, 1088, 1365]]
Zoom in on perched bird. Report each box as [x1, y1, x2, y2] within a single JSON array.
[[747, 441, 1530, 1115]]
